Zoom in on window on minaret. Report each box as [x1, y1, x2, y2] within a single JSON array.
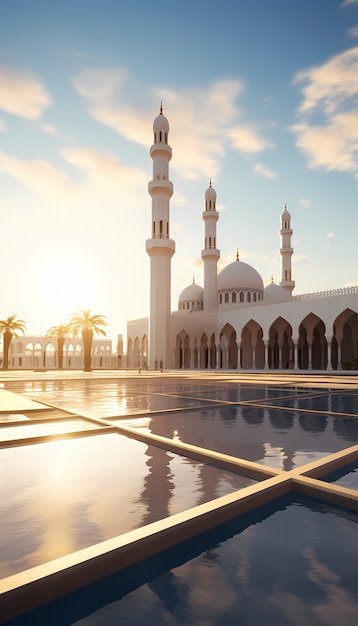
[[253, 292, 257, 302], [247, 292, 251, 303], [232, 292, 237, 303], [224, 292, 229, 303], [165, 132, 167, 143], [219, 294, 222, 304], [160, 220, 163, 237], [285, 270, 288, 280], [153, 222, 155, 236], [209, 236, 212, 248], [240, 291, 244, 303], [159, 131, 162, 143], [166, 222, 169, 236], [213, 237, 216, 247]]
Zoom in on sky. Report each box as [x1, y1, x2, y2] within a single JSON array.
[[0, 0, 358, 346]]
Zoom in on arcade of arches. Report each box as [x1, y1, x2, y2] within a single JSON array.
[[127, 309, 358, 370]]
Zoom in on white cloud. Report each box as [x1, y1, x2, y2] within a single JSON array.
[[72, 68, 273, 180], [347, 25, 358, 37], [298, 197, 311, 208], [0, 147, 148, 211], [292, 47, 358, 175], [0, 66, 52, 119], [253, 162, 277, 178], [342, 0, 358, 6]]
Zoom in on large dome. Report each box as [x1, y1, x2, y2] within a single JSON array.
[[218, 260, 264, 292]]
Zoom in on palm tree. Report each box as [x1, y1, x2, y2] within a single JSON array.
[[0, 315, 26, 370], [67, 309, 107, 372], [46, 323, 72, 369]]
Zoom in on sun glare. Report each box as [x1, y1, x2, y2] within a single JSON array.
[[38, 256, 94, 320]]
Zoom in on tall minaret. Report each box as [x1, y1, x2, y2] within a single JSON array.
[[146, 105, 175, 369], [201, 180, 220, 310], [279, 203, 295, 293]]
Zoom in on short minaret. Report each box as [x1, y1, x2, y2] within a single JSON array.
[[146, 105, 175, 368], [201, 180, 220, 310], [279, 203, 295, 293]]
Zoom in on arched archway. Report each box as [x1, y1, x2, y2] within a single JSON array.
[[298, 313, 327, 370], [141, 335, 148, 369], [220, 324, 237, 369], [200, 333, 208, 369], [175, 330, 190, 369], [268, 317, 294, 369], [127, 339, 133, 368], [332, 309, 358, 369], [241, 320, 264, 369], [133, 337, 140, 368], [210, 333, 217, 369], [44, 342, 55, 368]]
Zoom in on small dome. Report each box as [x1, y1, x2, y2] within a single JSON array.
[[264, 282, 291, 302], [178, 281, 204, 312], [205, 181, 216, 202], [179, 283, 204, 303], [153, 106, 169, 133], [218, 260, 264, 292], [281, 203, 291, 221]]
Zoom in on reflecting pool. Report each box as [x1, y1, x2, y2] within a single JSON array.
[[1, 374, 358, 625], [6, 496, 358, 626]]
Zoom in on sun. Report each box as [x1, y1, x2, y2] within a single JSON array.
[[38, 256, 95, 321]]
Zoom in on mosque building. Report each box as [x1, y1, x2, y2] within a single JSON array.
[[127, 107, 358, 371]]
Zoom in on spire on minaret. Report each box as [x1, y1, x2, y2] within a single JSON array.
[[160, 101, 163, 115], [192, 275, 195, 284], [236, 249, 239, 261], [271, 274, 274, 284], [209, 178, 212, 187]]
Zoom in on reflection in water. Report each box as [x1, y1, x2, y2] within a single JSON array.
[[0, 434, 256, 579], [298, 413, 327, 433], [135, 404, 358, 471], [9, 497, 358, 626], [333, 417, 358, 442], [242, 406, 264, 425], [268, 408, 294, 430]]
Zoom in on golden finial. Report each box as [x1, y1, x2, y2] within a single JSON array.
[[209, 178, 212, 187], [271, 274, 274, 284], [192, 275, 195, 284], [236, 249, 239, 261], [160, 102, 163, 115]]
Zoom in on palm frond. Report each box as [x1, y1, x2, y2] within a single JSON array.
[[0, 315, 26, 336]]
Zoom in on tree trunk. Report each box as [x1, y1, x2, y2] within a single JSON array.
[[82, 328, 93, 372], [3, 330, 12, 370], [57, 336, 65, 369]]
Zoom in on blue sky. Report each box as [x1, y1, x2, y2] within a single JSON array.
[[0, 0, 357, 343]]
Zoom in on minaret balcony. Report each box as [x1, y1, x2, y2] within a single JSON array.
[[201, 210, 219, 221], [148, 179, 173, 196], [201, 248, 220, 260], [280, 247, 293, 254], [146, 237, 175, 256], [150, 144, 172, 159]]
